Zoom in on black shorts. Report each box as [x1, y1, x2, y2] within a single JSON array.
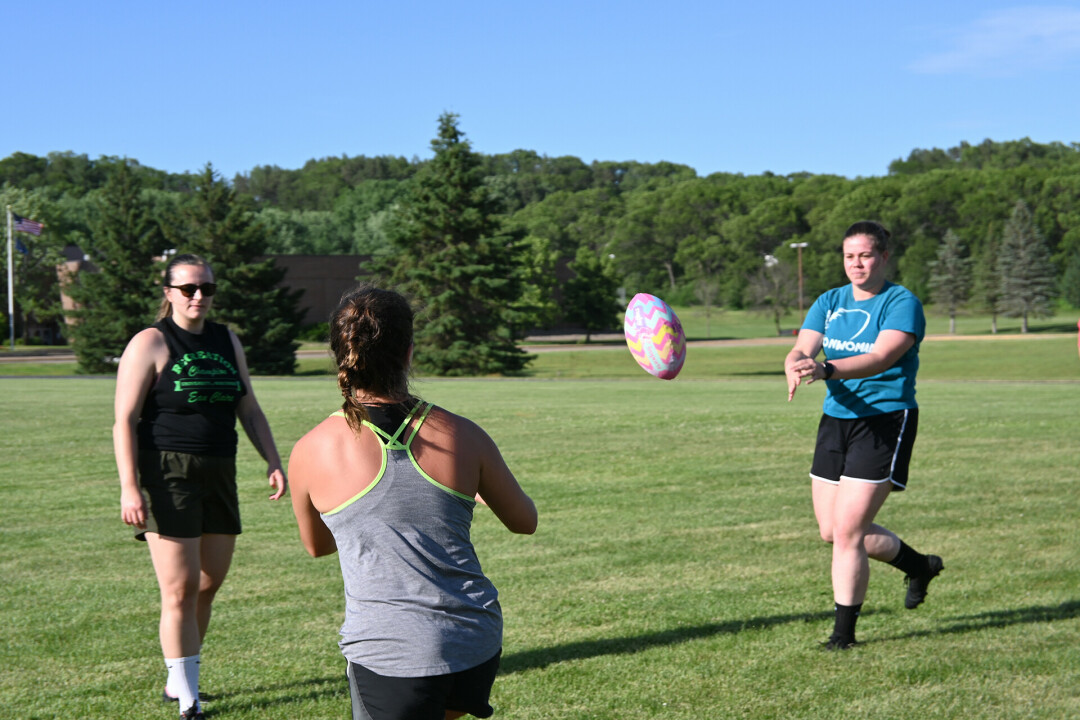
[[136, 449, 241, 540], [347, 650, 501, 720], [810, 409, 918, 491]]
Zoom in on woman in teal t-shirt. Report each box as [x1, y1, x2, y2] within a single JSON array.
[[784, 221, 943, 650]]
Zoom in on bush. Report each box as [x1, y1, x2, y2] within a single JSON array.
[[298, 322, 329, 342]]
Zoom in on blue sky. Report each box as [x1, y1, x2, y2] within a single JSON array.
[[4, 1, 1080, 180]]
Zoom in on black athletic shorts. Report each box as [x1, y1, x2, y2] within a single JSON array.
[[809, 408, 918, 491], [347, 650, 501, 720], [136, 449, 241, 540]]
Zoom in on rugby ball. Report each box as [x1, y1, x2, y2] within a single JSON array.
[[624, 293, 686, 379]]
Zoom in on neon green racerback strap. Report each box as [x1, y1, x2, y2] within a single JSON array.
[[330, 403, 433, 450]]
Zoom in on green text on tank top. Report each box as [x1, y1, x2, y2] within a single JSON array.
[[323, 402, 476, 515]]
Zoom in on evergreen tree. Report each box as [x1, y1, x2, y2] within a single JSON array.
[[971, 231, 1002, 333], [927, 230, 972, 334], [561, 247, 621, 342], [173, 164, 303, 374], [66, 161, 166, 373], [379, 114, 531, 375], [997, 201, 1055, 332]]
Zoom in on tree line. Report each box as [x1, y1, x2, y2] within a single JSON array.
[[2, 161, 301, 374], [2, 125, 1078, 375]]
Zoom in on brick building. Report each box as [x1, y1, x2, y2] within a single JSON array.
[[57, 250, 371, 334]]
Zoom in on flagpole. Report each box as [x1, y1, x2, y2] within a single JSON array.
[[6, 205, 14, 351]]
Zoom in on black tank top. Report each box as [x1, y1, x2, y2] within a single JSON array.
[[362, 400, 418, 438], [137, 317, 247, 457]]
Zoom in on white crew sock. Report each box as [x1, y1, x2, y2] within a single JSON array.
[[165, 654, 200, 712]]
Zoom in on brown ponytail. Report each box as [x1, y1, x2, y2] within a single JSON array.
[[329, 285, 415, 434]]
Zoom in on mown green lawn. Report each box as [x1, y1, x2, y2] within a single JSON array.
[[2, 336, 1078, 719]]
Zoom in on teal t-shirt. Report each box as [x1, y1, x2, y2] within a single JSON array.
[[802, 282, 925, 419]]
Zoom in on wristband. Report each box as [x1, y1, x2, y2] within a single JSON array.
[[823, 361, 836, 380]]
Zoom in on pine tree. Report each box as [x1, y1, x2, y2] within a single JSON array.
[[971, 231, 1002, 333], [927, 230, 972, 334], [380, 114, 531, 375], [996, 201, 1055, 333], [67, 160, 166, 373], [173, 164, 303, 374]]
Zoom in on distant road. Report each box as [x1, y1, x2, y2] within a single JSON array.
[[0, 348, 78, 364]]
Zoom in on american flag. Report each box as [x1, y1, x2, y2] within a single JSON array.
[[13, 213, 43, 236]]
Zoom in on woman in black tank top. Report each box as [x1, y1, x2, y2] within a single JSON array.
[[113, 254, 288, 720]]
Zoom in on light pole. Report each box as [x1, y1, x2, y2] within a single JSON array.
[[789, 242, 809, 321]]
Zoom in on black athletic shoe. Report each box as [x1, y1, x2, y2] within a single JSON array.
[[905, 554, 944, 609], [180, 703, 204, 720], [821, 635, 857, 651]]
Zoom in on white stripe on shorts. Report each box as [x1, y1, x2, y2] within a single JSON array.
[[811, 409, 911, 488]]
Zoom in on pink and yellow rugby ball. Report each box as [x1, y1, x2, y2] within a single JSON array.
[[624, 293, 686, 380]]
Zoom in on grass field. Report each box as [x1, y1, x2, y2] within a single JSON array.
[[3, 337, 1079, 719]]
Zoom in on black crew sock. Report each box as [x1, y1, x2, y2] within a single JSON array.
[[887, 540, 930, 577], [831, 602, 862, 645]]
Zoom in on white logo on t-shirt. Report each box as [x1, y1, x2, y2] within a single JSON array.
[[825, 308, 871, 339]]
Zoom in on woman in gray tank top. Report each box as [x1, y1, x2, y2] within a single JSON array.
[[289, 285, 537, 720]]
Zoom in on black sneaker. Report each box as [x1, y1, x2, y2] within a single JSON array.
[[821, 635, 857, 651], [905, 554, 944, 609], [180, 703, 204, 720]]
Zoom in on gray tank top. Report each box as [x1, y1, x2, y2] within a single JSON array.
[[319, 403, 502, 676]]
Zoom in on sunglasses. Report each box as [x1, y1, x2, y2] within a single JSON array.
[[165, 283, 217, 298]]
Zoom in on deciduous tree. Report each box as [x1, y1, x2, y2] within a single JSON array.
[[562, 247, 621, 342], [0, 187, 66, 344], [744, 256, 797, 336], [1060, 250, 1080, 309]]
